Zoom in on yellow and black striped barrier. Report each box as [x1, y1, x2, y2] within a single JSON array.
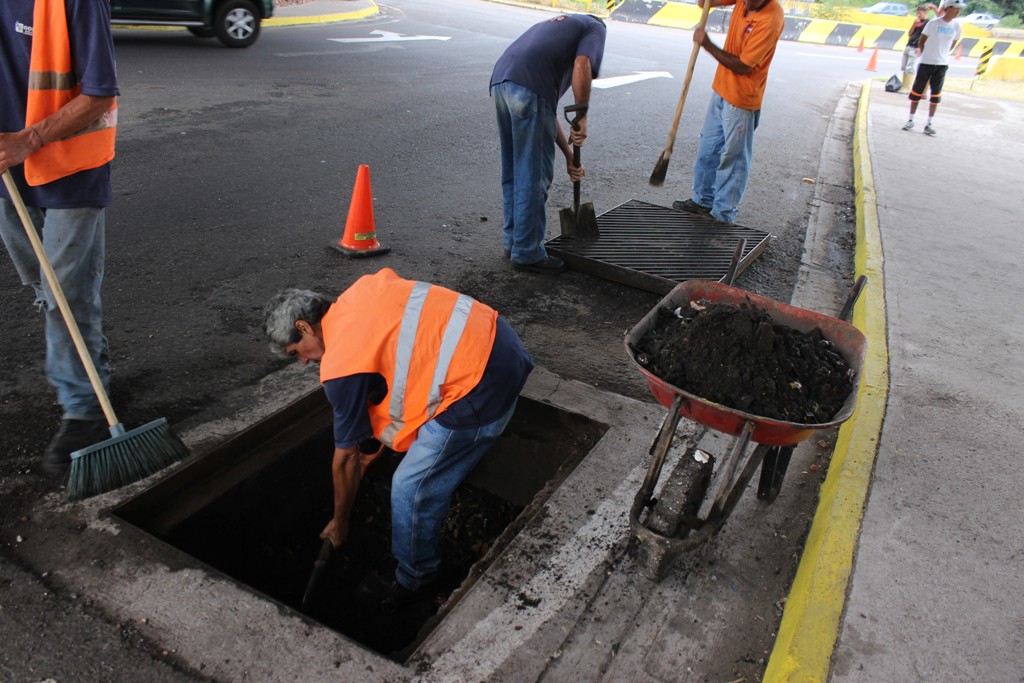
[[976, 45, 993, 77], [610, 0, 1024, 60]]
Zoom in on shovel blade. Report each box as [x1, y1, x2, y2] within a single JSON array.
[[576, 202, 599, 239], [559, 206, 578, 237]]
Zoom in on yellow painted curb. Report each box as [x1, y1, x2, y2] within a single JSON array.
[[265, 2, 379, 27], [762, 80, 890, 682]]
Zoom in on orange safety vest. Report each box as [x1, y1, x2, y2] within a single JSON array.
[[319, 268, 498, 452], [24, 0, 117, 186]]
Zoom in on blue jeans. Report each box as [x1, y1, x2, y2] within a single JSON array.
[[0, 200, 109, 420], [390, 399, 518, 590], [492, 81, 556, 265], [691, 92, 760, 224]]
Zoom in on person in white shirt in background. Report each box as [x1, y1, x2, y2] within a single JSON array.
[[902, 0, 964, 136]]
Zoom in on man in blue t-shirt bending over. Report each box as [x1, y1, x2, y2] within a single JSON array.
[[490, 14, 606, 274]]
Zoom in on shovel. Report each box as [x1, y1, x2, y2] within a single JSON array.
[[301, 538, 334, 611], [558, 104, 599, 239]]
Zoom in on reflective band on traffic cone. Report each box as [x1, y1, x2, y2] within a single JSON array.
[[332, 164, 390, 258]]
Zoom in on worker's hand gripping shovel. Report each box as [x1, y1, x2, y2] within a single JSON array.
[[558, 103, 599, 239], [301, 537, 334, 611]]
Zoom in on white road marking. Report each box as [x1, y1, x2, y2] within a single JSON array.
[[329, 29, 450, 43], [593, 71, 674, 89]]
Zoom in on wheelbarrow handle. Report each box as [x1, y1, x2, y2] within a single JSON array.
[[838, 275, 868, 323]]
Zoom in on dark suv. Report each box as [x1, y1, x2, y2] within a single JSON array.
[[110, 0, 275, 48]]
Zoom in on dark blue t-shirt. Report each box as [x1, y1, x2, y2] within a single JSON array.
[[490, 14, 606, 110], [323, 316, 535, 450], [0, 0, 120, 209]]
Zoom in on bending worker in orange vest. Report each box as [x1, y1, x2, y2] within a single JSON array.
[[264, 268, 535, 608], [0, 0, 119, 476]]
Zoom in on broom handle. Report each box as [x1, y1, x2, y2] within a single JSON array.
[[660, 0, 713, 157], [3, 170, 120, 430]]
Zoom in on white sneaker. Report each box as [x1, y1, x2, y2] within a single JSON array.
[[924, 123, 936, 136], [902, 120, 914, 131]]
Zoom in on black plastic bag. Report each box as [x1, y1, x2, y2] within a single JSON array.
[[885, 75, 902, 93]]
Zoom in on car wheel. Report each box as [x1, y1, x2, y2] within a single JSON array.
[[214, 0, 261, 48], [187, 26, 216, 38]]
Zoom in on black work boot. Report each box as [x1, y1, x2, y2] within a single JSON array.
[[355, 573, 439, 611], [42, 419, 110, 476]]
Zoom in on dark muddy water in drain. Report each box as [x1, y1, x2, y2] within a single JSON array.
[[166, 434, 521, 659]]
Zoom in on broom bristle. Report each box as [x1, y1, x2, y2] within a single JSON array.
[[649, 153, 671, 187], [65, 418, 189, 501]]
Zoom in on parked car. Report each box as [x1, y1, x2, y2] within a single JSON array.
[[962, 12, 1000, 29], [110, 0, 274, 48], [860, 2, 909, 14]]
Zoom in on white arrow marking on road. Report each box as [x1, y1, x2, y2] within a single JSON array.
[[592, 71, 673, 89], [329, 30, 451, 44]]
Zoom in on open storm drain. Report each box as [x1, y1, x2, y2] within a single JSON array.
[[114, 390, 607, 661], [545, 199, 772, 294]]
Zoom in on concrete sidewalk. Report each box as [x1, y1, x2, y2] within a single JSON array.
[[767, 81, 1024, 681]]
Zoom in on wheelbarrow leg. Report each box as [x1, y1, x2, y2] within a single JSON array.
[[709, 443, 772, 523], [756, 445, 794, 502], [632, 394, 686, 518]]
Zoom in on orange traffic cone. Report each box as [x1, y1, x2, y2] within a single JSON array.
[[332, 164, 390, 258], [865, 47, 878, 72], [857, 37, 865, 53], [955, 43, 963, 60]]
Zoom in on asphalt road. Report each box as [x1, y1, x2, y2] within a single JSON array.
[[0, 1, 895, 677]]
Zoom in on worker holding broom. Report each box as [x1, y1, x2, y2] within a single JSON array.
[[264, 268, 534, 609], [672, 0, 784, 225], [0, 0, 120, 476]]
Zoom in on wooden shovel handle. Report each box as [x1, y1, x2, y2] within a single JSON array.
[[660, 0, 713, 157]]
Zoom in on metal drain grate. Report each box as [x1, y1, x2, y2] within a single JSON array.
[[545, 199, 772, 294]]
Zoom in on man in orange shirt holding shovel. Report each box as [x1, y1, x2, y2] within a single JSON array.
[[673, 0, 784, 225]]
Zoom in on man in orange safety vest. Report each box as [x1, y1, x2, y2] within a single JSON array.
[[264, 268, 534, 609], [0, 0, 120, 476]]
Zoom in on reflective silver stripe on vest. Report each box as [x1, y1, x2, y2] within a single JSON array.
[[380, 284, 475, 446], [426, 293, 474, 418], [381, 281, 430, 445], [28, 70, 78, 91]]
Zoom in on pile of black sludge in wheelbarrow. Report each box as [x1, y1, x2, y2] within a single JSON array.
[[632, 299, 856, 424]]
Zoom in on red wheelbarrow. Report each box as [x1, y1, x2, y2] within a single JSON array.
[[624, 276, 868, 580]]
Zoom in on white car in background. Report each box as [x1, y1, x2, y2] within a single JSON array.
[[860, 2, 909, 14], [962, 12, 1000, 29]]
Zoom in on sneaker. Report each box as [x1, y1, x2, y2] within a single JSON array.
[[923, 123, 936, 136], [42, 418, 109, 476], [355, 573, 439, 611], [512, 255, 566, 274], [672, 199, 712, 215], [902, 120, 914, 131]]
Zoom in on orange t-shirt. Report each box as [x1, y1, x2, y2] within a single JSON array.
[[712, 0, 785, 110]]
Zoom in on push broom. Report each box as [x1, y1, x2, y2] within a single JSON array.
[[3, 170, 190, 501], [649, 0, 713, 186]]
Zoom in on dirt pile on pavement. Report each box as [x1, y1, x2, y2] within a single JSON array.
[[632, 300, 854, 424]]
